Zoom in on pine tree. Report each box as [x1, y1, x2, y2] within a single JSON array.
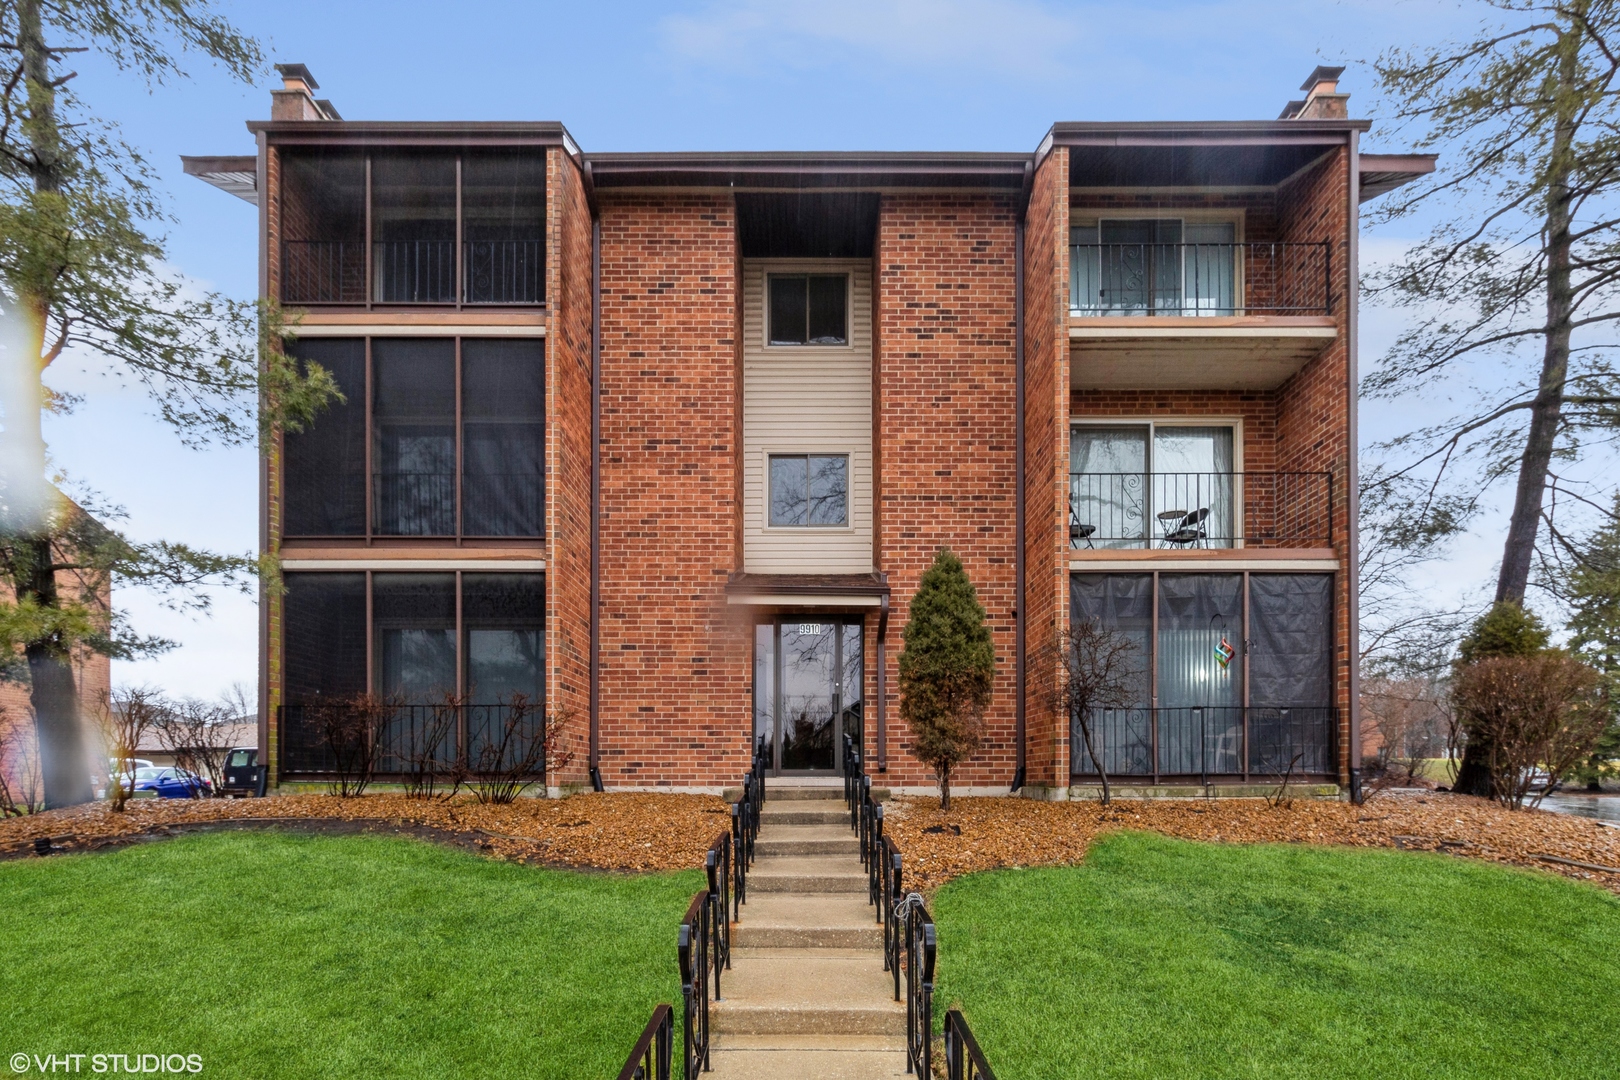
[[897, 549, 995, 811]]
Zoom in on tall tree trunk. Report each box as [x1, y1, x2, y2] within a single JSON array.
[[15, 0, 90, 808], [1457, 12, 1582, 799]]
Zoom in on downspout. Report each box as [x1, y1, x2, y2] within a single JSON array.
[[1012, 159, 1032, 793], [587, 161, 604, 792], [877, 591, 889, 772], [1345, 131, 1363, 803]]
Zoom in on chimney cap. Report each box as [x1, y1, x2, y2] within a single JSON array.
[[274, 62, 319, 90], [315, 99, 342, 120], [1300, 65, 1345, 92]]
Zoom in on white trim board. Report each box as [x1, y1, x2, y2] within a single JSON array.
[[281, 559, 546, 571]]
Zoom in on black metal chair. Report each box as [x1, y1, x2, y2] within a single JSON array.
[[1069, 504, 1096, 549], [1163, 507, 1209, 547]]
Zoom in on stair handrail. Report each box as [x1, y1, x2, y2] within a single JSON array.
[[678, 889, 712, 1078], [615, 1003, 674, 1080], [894, 891, 936, 1078], [943, 1008, 997, 1080], [704, 831, 732, 998]]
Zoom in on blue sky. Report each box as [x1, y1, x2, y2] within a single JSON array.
[[41, 0, 1493, 701]]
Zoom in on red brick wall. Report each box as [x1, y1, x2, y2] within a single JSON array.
[[1022, 147, 1070, 788], [546, 148, 593, 785], [1277, 146, 1354, 782], [596, 192, 748, 787], [876, 192, 1020, 791]]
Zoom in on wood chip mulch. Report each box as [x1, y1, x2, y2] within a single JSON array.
[[0, 792, 730, 872], [883, 790, 1620, 895]]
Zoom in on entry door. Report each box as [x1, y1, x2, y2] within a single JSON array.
[[754, 619, 863, 774]]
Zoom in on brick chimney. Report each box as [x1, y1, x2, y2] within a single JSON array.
[[271, 63, 339, 121], [1279, 66, 1348, 120]]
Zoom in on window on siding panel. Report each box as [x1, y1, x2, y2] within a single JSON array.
[[462, 339, 544, 536], [373, 339, 456, 536], [768, 274, 848, 345], [284, 339, 366, 536], [769, 454, 848, 526]]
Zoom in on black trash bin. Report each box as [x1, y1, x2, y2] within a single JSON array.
[[222, 748, 267, 798]]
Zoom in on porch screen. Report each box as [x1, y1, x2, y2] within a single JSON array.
[[1157, 574, 1244, 774], [282, 573, 366, 701], [373, 339, 456, 536], [283, 339, 366, 536], [462, 340, 545, 536], [1069, 573, 1152, 775], [464, 573, 545, 771], [1248, 573, 1334, 774], [373, 573, 456, 703]]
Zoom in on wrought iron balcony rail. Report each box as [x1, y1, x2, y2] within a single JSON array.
[[1071, 705, 1338, 782], [278, 702, 544, 778], [944, 1009, 998, 1080], [281, 239, 544, 305], [1070, 240, 1332, 316], [1068, 470, 1334, 549]]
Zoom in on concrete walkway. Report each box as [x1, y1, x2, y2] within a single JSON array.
[[709, 782, 907, 1079]]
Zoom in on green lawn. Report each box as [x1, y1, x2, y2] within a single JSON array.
[[0, 830, 700, 1079], [932, 832, 1620, 1079]]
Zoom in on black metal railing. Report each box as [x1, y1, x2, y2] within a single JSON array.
[[373, 240, 457, 303], [281, 240, 366, 304], [1069, 241, 1332, 316], [678, 890, 711, 1079], [895, 892, 937, 1077], [278, 702, 545, 778], [943, 1009, 997, 1080], [1070, 705, 1338, 782], [1068, 471, 1334, 549], [615, 1004, 674, 1080], [464, 239, 543, 304], [704, 831, 732, 1000], [734, 745, 764, 907]]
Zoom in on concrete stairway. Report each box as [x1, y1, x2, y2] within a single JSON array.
[[708, 782, 907, 1079]]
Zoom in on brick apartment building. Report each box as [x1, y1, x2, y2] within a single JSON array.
[[185, 64, 1431, 798]]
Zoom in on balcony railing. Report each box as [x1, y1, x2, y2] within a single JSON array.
[[1068, 471, 1333, 550], [1071, 705, 1337, 781], [281, 239, 544, 305], [1069, 241, 1332, 316], [279, 702, 544, 778]]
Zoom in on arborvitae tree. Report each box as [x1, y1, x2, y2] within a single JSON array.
[[0, 1, 336, 808], [1452, 601, 1552, 795], [897, 549, 994, 811]]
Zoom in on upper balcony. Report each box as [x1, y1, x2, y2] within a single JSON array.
[[277, 148, 546, 308], [1068, 231, 1337, 390]]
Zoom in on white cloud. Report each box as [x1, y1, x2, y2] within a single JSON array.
[[661, 0, 1087, 81]]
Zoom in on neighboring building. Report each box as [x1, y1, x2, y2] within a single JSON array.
[[186, 64, 1432, 797]]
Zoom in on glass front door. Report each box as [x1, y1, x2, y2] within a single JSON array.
[[754, 618, 863, 774]]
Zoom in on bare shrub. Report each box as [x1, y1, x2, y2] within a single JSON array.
[[1362, 676, 1453, 789], [0, 711, 41, 817], [398, 694, 466, 801], [1450, 654, 1607, 808], [543, 704, 577, 794], [153, 698, 237, 796], [1054, 620, 1144, 806], [308, 693, 392, 798], [93, 688, 166, 812], [469, 694, 547, 805]]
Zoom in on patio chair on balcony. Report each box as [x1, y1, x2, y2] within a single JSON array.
[[1069, 503, 1096, 549], [1162, 507, 1209, 547]]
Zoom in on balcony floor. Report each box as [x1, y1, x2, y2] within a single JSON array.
[[1069, 315, 1338, 390]]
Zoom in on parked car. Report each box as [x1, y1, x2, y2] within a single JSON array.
[[221, 748, 266, 798], [125, 766, 211, 799]]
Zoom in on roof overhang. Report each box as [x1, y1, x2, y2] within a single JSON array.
[[725, 572, 890, 607], [245, 120, 576, 151], [583, 151, 1031, 191], [1051, 120, 1365, 189], [1357, 152, 1438, 203], [181, 155, 257, 204]]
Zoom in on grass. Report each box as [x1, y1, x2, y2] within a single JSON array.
[[0, 830, 701, 1079], [932, 832, 1620, 1080]]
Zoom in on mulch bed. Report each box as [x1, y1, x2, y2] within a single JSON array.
[[0, 792, 730, 872], [883, 790, 1620, 894]]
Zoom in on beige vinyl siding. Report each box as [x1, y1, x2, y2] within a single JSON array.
[[743, 259, 874, 573]]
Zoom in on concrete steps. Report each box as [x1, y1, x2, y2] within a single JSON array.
[[710, 781, 903, 1076]]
